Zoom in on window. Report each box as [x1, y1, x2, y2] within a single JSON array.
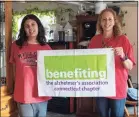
[[12, 8, 56, 41]]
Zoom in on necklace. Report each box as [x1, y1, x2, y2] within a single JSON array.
[[102, 37, 113, 48]]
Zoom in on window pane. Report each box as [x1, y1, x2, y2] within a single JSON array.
[[0, 2, 6, 86]]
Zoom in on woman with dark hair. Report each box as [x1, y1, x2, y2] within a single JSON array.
[[88, 8, 135, 117], [10, 14, 52, 117]]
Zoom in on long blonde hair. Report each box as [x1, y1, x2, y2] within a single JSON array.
[[96, 8, 122, 36]]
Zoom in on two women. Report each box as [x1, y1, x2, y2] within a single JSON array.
[[10, 8, 135, 117]]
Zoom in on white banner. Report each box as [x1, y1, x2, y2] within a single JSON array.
[[37, 48, 115, 97]]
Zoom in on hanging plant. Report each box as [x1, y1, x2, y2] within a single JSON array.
[[55, 7, 74, 23], [119, 10, 127, 27], [119, 10, 127, 35]]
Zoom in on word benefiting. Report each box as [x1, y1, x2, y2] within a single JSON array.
[[46, 68, 106, 79]]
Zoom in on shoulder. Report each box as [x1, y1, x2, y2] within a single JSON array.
[[43, 44, 52, 50], [117, 35, 130, 44], [92, 34, 102, 40], [88, 34, 102, 48], [117, 34, 129, 41], [90, 34, 102, 43], [12, 41, 16, 45], [11, 41, 17, 48], [116, 35, 133, 50], [90, 34, 101, 42]]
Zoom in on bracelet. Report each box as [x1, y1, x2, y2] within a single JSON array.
[[120, 55, 128, 61]]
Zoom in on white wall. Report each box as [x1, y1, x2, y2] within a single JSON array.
[[120, 4, 138, 83]]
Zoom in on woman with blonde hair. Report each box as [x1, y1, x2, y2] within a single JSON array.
[[88, 8, 135, 117]]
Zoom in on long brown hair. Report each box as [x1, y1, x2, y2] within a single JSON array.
[[16, 14, 47, 48], [96, 8, 122, 36]]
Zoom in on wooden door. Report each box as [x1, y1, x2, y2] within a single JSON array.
[[76, 97, 99, 117]]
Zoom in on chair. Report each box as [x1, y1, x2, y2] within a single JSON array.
[[124, 77, 138, 117]]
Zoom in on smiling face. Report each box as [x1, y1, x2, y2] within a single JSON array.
[[24, 19, 38, 39], [100, 11, 115, 33]]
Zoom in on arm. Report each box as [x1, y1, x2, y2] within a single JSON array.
[[8, 63, 15, 94], [114, 47, 134, 70], [121, 57, 133, 70], [12, 64, 16, 82], [8, 42, 16, 94], [120, 35, 135, 70]]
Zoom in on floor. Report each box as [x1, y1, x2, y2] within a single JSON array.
[[47, 112, 76, 117]]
